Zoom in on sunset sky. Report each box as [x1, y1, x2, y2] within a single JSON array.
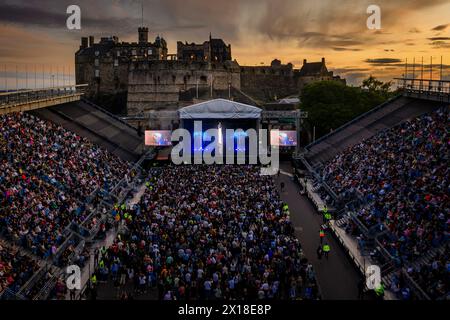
[[0, 0, 449, 89]]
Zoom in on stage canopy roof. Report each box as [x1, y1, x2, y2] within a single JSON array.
[[179, 99, 262, 119]]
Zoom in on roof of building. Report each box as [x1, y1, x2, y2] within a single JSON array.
[[299, 62, 327, 76], [179, 99, 262, 119]]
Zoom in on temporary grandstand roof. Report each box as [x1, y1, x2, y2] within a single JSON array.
[[179, 99, 262, 119]]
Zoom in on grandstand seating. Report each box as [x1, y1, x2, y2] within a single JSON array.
[[0, 111, 134, 299], [31, 99, 144, 162], [302, 96, 442, 166], [0, 241, 41, 295], [315, 106, 449, 299]]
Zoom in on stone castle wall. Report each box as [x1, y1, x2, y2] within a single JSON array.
[[240, 66, 299, 102], [76, 51, 130, 114], [126, 60, 241, 115]]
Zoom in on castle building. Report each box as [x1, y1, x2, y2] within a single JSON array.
[[75, 28, 169, 113], [297, 58, 346, 90], [177, 34, 232, 63], [75, 27, 345, 116]]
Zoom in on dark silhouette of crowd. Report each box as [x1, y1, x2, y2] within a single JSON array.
[[98, 165, 319, 300]]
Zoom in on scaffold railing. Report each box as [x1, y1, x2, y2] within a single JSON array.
[[0, 84, 88, 109], [394, 78, 450, 102]]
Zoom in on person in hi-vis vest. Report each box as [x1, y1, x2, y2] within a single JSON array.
[[323, 243, 331, 259], [319, 229, 325, 243]]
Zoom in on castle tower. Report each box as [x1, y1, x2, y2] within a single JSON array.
[[138, 27, 149, 44]]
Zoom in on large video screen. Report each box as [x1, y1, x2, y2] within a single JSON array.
[[270, 130, 297, 146], [145, 130, 172, 146]]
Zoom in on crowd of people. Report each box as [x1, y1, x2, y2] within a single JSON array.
[[0, 112, 131, 296], [0, 112, 130, 258], [321, 107, 449, 298], [406, 246, 449, 300], [96, 165, 319, 300], [0, 241, 41, 295], [387, 245, 449, 301]]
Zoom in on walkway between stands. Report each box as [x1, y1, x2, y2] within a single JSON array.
[[67, 183, 149, 300], [276, 162, 365, 300]]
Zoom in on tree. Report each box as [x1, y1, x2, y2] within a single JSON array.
[[361, 75, 392, 97], [300, 77, 395, 143]]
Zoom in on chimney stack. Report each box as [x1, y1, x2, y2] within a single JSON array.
[[303, 59, 307, 65], [322, 57, 325, 64], [81, 37, 88, 49]]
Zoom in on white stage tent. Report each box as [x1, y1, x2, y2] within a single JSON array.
[[179, 99, 262, 119]]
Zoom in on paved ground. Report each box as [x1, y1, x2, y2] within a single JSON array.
[[276, 162, 367, 300]]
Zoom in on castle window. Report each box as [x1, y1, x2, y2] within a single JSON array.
[[95, 70, 100, 78], [114, 59, 119, 67], [94, 59, 99, 67], [200, 76, 207, 82]]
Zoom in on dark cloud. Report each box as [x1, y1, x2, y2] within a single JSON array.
[[431, 23, 449, 31], [332, 47, 362, 52], [0, 2, 69, 28], [294, 32, 367, 49], [0, 0, 237, 42], [0, 1, 141, 36], [365, 58, 402, 65], [428, 37, 450, 41], [429, 41, 450, 48], [1, 0, 449, 48]]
